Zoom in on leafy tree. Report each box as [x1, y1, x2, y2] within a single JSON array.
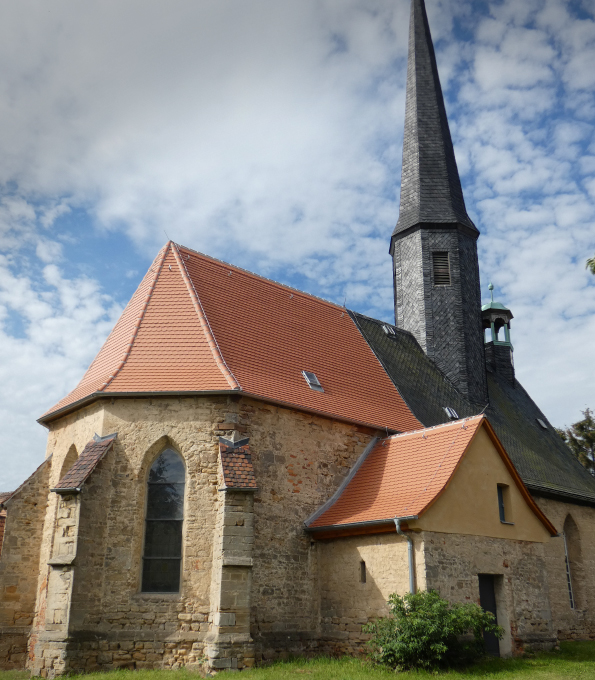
[[558, 408, 595, 475], [364, 590, 503, 671], [587, 255, 595, 275]]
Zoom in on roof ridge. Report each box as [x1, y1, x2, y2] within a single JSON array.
[[175, 243, 345, 312], [387, 414, 484, 439], [172, 243, 240, 390], [99, 243, 170, 393]]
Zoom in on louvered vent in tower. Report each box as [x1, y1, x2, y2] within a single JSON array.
[[432, 252, 451, 286]]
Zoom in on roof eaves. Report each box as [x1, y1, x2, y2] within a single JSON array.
[[38, 389, 393, 435], [172, 243, 241, 390], [306, 518, 396, 533]]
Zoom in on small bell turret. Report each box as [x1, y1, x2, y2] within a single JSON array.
[[482, 283, 515, 385]]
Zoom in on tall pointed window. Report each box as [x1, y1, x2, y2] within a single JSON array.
[[142, 449, 185, 593]]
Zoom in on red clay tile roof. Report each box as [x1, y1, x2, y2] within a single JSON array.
[[220, 439, 257, 490], [307, 416, 484, 528], [0, 492, 13, 506], [53, 435, 116, 491], [307, 415, 556, 535], [42, 242, 421, 433]]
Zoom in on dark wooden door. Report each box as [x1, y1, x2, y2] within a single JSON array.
[[478, 574, 500, 657]]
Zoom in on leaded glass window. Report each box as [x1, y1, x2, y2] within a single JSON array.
[[142, 449, 185, 593]]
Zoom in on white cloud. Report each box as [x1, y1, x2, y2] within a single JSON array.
[[0, 0, 594, 488]]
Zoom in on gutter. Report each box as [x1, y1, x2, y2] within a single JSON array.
[[394, 515, 418, 593], [38, 390, 395, 436], [50, 487, 81, 495]]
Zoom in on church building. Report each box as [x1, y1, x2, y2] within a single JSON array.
[[2, 0, 595, 675]]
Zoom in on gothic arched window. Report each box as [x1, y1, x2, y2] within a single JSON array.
[[142, 449, 185, 593], [563, 514, 582, 609]]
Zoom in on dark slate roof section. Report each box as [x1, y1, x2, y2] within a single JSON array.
[[484, 372, 595, 504], [219, 437, 257, 490], [350, 312, 482, 426], [392, 0, 477, 241], [52, 434, 117, 492], [352, 310, 595, 505]]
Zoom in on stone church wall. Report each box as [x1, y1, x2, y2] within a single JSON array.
[[22, 394, 376, 675], [0, 457, 51, 669], [533, 496, 595, 640], [316, 532, 421, 657], [422, 530, 556, 655]]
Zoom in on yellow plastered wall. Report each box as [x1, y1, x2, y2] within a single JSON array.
[[414, 425, 551, 542]]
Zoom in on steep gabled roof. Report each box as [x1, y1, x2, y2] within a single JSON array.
[[392, 0, 477, 243], [41, 242, 421, 434], [306, 416, 556, 536]]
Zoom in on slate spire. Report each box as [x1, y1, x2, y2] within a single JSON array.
[[390, 0, 488, 406], [392, 0, 477, 244]]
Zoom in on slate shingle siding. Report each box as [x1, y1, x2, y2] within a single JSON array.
[[393, 229, 487, 404]]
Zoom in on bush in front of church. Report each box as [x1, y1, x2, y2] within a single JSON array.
[[363, 589, 503, 670]]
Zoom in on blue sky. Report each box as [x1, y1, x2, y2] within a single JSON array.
[[1, 0, 594, 491]]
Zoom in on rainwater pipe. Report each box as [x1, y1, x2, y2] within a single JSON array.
[[394, 516, 418, 593]]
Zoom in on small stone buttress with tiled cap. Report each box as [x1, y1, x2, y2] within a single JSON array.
[[2, 0, 595, 675]]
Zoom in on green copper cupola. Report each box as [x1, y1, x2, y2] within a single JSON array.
[[482, 282, 513, 347], [482, 283, 515, 385]]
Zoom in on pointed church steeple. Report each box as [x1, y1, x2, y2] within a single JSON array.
[[391, 0, 488, 405], [393, 0, 477, 242]]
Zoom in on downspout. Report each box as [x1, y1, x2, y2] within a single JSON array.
[[394, 516, 418, 593]]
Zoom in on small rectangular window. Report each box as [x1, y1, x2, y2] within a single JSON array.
[[497, 486, 506, 522], [497, 484, 512, 524], [360, 560, 366, 584], [432, 252, 451, 286]]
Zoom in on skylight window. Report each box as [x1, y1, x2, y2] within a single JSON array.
[[536, 418, 548, 430], [382, 324, 396, 336], [302, 371, 324, 393], [444, 407, 459, 420]]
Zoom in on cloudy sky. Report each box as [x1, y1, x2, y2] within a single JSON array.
[[1, 0, 594, 491]]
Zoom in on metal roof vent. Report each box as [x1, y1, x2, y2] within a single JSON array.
[[382, 324, 396, 336], [536, 418, 548, 430], [302, 371, 324, 393], [444, 407, 459, 420]]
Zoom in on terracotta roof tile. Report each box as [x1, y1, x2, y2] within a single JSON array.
[[308, 416, 484, 528], [220, 439, 257, 489], [42, 242, 421, 433], [53, 435, 116, 491], [0, 492, 13, 506]]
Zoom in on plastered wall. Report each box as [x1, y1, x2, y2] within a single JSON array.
[[417, 426, 552, 542]]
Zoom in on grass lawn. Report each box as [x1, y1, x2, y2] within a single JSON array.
[[2, 641, 595, 679]]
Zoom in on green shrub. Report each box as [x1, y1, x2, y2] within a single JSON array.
[[364, 590, 503, 670]]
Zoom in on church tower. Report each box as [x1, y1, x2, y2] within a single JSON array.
[[391, 0, 488, 405]]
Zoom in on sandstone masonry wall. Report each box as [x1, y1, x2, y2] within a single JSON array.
[[533, 497, 595, 640], [0, 458, 51, 669], [317, 532, 423, 656], [422, 531, 556, 655]]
